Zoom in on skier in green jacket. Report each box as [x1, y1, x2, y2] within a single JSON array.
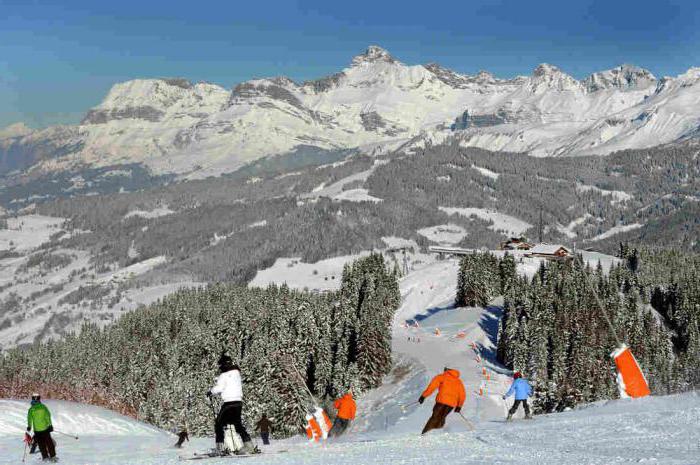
[[27, 393, 57, 462]]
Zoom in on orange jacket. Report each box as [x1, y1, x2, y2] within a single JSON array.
[[334, 393, 357, 420], [421, 369, 466, 408]]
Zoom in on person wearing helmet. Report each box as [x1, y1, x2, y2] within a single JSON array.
[[27, 394, 58, 462], [418, 367, 466, 434], [207, 354, 255, 455], [503, 371, 533, 420]]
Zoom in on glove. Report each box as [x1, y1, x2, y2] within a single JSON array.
[[454, 406, 461, 413], [206, 390, 213, 398], [502, 395, 506, 400], [47, 425, 53, 433], [418, 396, 425, 405], [26, 427, 31, 433]]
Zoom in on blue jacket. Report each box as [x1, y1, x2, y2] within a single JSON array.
[[505, 378, 532, 400]]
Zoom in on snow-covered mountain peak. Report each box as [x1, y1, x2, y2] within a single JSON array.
[[0, 122, 33, 140], [351, 45, 398, 67], [82, 78, 229, 124], [529, 63, 582, 92], [584, 64, 656, 92]]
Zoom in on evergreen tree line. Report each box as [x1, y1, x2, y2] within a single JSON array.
[[0, 254, 400, 437], [490, 248, 700, 413]]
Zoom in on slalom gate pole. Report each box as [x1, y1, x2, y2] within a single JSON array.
[[52, 430, 79, 440], [457, 412, 476, 431]]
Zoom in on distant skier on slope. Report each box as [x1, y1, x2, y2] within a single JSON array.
[[329, 391, 356, 437], [207, 354, 256, 455], [419, 367, 466, 434], [503, 371, 533, 421], [27, 393, 58, 462], [255, 414, 272, 445]]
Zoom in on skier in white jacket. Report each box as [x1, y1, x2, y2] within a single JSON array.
[[207, 354, 254, 455]]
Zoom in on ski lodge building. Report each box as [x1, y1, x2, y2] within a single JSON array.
[[526, 244, 572, 260]]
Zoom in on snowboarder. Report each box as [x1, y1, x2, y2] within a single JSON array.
[[419, 367, 466, 434], [207, 354, 255, 455], [255, 414, 272, 445], [503, 371, 533, 420], [329, 391, 356, 437], [26, 393, 58, 462]]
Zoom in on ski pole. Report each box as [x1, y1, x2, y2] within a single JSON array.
[[22, 440, 27, 463], [400, 401, 419, 412], [52, 430, 79, 440], [457, 412, 476, 431]]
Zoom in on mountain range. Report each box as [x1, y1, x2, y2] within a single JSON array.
[[2, 45, 700, 179]]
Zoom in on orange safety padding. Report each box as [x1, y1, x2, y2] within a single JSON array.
[[612, 345, 651, 398], [305, 417, 321, 442]]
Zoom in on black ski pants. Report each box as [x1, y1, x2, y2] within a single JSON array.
[[34, 429, 56, 459], [508, 399, 530, 417], [422, 402, 453, 434], [215, 401, 251, 443], [260, 432, 270, 445], [329, 417, 351, 437]]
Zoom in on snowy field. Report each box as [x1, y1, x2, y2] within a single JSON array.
[[439, 207, 532, 237]]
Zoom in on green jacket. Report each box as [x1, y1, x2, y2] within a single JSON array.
[[27, 403, 52, 432]]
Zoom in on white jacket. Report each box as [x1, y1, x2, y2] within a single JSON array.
[[210, 369, 243, 402]]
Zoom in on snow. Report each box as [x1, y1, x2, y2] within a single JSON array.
[[439, 207, 532, 237], [590, 223, 643, 241], [2, 256, 698, 464], [0, 215, 65, 252], [470, 164, 500, 180], [332, 188, 383, 203], [123, 206, 175, 220], [301, 167, 378, 201], [417, 224, 467, 245], [98, 256, 167, 284], [576, 183, 632, 204], [250, 254, 370, 292], [557, 214, 592, 238]]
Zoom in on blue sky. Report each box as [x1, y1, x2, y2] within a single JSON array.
[[1, 0, 699, 128]]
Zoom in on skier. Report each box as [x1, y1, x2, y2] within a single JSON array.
[[329, 391, 356, 437], [502, 371, 533, 421], [207, 354, 256, 455], [419, 367, 466, 434], [26, 393, 58, 462], [255, 414, 272, 445]]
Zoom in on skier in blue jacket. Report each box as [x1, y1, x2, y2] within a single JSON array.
[[502, 372, 532, 421]]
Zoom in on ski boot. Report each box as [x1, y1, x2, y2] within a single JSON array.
[[506, 413, 513, 422], [236, 441, 259, 455], [213, 442, 230, 456], [524, 414, 533, 420]]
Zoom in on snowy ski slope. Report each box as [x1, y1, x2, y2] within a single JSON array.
[[1, 259, 698, 464]]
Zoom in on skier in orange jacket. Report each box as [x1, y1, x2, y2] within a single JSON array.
[[419, 367, 466, 434], [329, 391, 356, 437]]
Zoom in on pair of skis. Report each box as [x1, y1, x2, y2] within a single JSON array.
[[181, 450, 287, 461]]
